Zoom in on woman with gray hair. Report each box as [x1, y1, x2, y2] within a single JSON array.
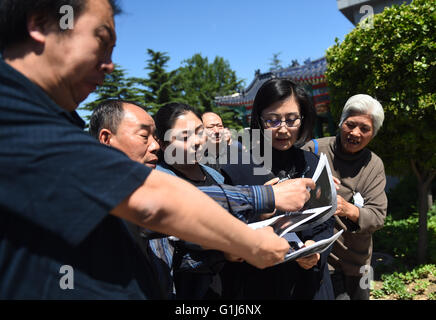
[[303, 94, 388, 300]]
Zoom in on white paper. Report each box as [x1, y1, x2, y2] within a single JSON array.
[[353, 192, 364, 208], [279, 229, 344, 264]]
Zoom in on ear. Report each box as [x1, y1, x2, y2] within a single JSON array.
[[27, 12, 52, 44], [99, 129, 113, 146]]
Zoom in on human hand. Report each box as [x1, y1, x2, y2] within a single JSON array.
[[333, 177, 341, 191], [335, 195, 359, 223], [272, 178, 315, 212], [265, 177, 280, 186], [295, 240, 320, 270], [245, 226, 290, 269]]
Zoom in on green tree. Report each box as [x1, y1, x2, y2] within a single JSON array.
[[176, 54, 245, 129], [269, 52, 283, 71], [80, 64, 143, 118], [325, 0, 435, 263], [133, 49, 183, 115]]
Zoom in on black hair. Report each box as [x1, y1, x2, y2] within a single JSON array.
[[250, 78, 316, 148], [89, 99, 143, 139], [154, 102, 201, 144], [0, 0, 122, 51], [154, 102, 201, 162]]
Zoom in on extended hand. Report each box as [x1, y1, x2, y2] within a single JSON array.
[[333, 176, 341, 191], [296, 240, 320, 270], [335, 195, 359, 223], [246, 226, 290, 269], [272, 178, 315, 212]]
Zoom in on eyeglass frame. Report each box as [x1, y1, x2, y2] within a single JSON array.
[[260, 116, 304, 129]]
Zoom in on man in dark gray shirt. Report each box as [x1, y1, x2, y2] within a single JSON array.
[[0, 0, 316, 299]]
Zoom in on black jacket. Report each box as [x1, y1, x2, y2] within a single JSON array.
[[219, 146, 335, 300]]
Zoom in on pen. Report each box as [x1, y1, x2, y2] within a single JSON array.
[[301, 166, 310, 178]]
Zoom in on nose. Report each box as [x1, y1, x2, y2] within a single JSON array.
[[101, 60, 115, 74], [148, 136, 160, 153], [350, 126, 362, 136], [277, 124, 288, 133], [100, 48, 115, 74], [195, 132, 206, 147]]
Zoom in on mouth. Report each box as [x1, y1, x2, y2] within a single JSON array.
[[207, 133, 221, 141], [146, 159, 158, 168], [87, 78, 104, 89], [275, 137, 290, 143], [346, 136, 361, 145]]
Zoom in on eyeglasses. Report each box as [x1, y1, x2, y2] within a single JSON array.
[[261, 116, 303, 128]]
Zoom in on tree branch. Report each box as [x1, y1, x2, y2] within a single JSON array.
[[410, 159, 422, 183], [424, 169, 436, 190]]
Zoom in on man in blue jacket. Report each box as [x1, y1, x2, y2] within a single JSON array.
[[0, 0, 316, 299]]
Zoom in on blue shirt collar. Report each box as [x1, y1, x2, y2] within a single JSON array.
[[0, 58, 86, 129]]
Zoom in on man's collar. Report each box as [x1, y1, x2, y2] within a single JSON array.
[[0, 58, 86, 129]]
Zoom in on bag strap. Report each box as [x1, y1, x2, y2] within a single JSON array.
[[201, 164, 225, 184], [311, 139, 319, 155]]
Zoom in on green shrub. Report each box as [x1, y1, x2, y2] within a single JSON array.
[[380, 274, 415, 300], [374, 204, 436, 268], [373, 264, 436, 300]]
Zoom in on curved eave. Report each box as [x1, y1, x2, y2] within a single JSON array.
[[215, 57, 328, 106]]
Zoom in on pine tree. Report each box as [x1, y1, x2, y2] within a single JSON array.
[[80, 64, 143, 118], [269, 52, 283, 71], [176, 54, 245, 129], [137, 49, 182, 115]]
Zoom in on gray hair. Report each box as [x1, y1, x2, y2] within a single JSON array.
[[339, 94, 385, 136]]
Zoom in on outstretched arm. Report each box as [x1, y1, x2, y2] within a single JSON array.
[[111, 169, 290, 269]]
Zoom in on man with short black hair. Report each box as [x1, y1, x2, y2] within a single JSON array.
[[0, 0, 120, 51], [0, 0, 315, 299], [90, 100, 160, 168]]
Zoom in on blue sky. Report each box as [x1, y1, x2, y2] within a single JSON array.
[[78, 0, 355, 118]]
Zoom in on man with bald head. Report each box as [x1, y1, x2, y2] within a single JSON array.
[[202, 112, 226, 145], [89, 100, 159, 168], [202, 112, 235, 171]]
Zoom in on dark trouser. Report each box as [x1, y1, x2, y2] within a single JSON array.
[[330, 270, 370, 300]]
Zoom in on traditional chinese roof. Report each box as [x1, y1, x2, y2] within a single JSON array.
[[215, 57, 327, 108]]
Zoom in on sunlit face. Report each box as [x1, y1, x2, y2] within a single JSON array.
[[44, 0, 116, 110], [202, 112, 224, 144], [165, 111, 206, 164], [340, 113, 374, 154], [261, 96, 301, 151], [107, 104, 159, 168]]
